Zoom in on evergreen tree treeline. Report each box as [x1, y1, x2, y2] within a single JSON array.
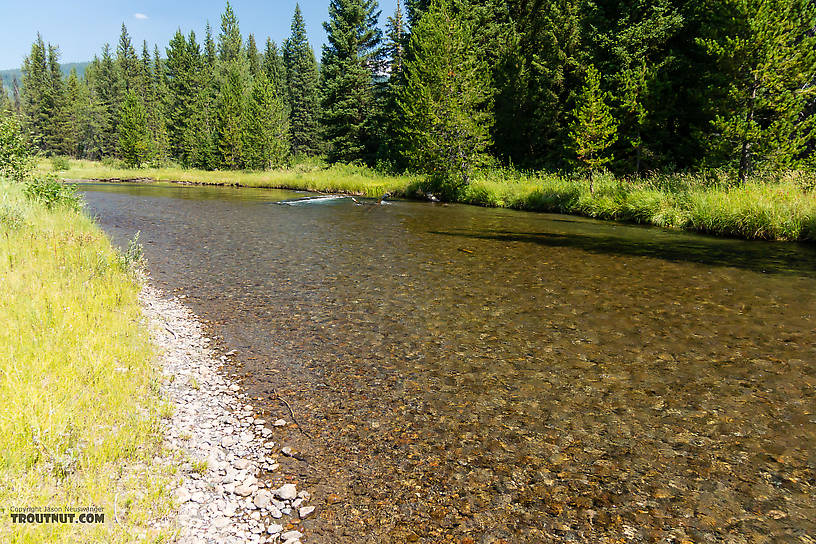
[[14, 0, 816, 182]]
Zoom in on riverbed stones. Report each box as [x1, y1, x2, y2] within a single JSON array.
[[299, 506, 315, 519], [139, 284, 312, 543], [253, 490, 272, 509], [275, 483, 298, 500]]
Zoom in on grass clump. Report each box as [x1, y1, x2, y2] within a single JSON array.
[[0, 178, 175, 543], [50, 156, 71, 172]]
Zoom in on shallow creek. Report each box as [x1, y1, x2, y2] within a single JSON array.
[[81, 182, 816, 543]]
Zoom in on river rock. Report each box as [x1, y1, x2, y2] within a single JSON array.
[[275, 483, 298, 500], [281, 530, 303, 541], [267, 523, 283, 535], [234, 484, 253, 497], [268, 506, 283, 519], [253, 490, 272, 510], [176, 488, 191, 503], [299, 506, 315, 519]]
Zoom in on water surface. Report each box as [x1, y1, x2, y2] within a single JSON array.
[[81, 182, 816, 543]]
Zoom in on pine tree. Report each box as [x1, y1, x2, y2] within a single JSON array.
[[215, 63, 245, 168], [12, 77, 21, 114], [118, 89, 151, 166], [95, 44, 121, 156], [63, 68, 82, 156], [21, 34, 50, 151], [204, 23, 218, 67], [243, 75, 289, 169], [493, 0, 583, 169], [46, 43, 70, 154], [80, 56, 109, 159], [262, 38, 286, 100], [117, 23, 141, 94], [283, 4, 321, 155], [385, 0, 406, 75], [0, 80, 9, 113], [397, 0, 494, 199], [589, 0, 683, 174], [219, 1, 243, 63], [569, 65, 618, 188], [320, 0, 383, 163], [701, 0, 816, 182], [165, 30, 199, 164], [405, 0, 431, 25], [246, 34, 261, 77]]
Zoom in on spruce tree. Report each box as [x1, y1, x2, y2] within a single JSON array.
[[215, 63, 245, 169], [493, 0, 582, 169], [165, 30, 198, 164], [21, 34, 50, 151], [95, 44, 121, 157], [80, 56, 109, 159], [385, 0, 406, 75], [117, 23, 141, 94], [118, 89, 151, 166], [262, 38, 286, 101], [246, 34, 261, 77], [204, 23, 217, 67], [397, 0, 494, 199], [320, 0, 383, 163], [701, 0, 816, 182], [12, 77, 21, 114], [569, 65, 618, 188], [0, 80, 9, 113], [590, 0, 683, 174], [46, 43, 70, 154], [212, 3, 248, 169], [63, 68, 82, 156], [283, 4, 321, 155], [219, 1, 243, 62], [243, 75, 289, 169]]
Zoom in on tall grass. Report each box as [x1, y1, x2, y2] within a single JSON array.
[[0, 179, 174, 543], [40, 157, 816, 241], [38, 157, 418, 198]]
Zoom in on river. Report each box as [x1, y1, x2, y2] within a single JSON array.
[[81, 182, 816, 543]]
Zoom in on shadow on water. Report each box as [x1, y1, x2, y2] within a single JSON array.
[[429, 228, 816, 276]]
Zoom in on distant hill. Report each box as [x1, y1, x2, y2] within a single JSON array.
[[1, 61, 90, 95]]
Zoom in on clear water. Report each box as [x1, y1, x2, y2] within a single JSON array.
[[80, 182, 816, 543]]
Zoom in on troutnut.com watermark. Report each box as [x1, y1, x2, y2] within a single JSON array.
[[6, 505, 105, 524]]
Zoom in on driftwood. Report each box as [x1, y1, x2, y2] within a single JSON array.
[[272, 388, 313, 440]]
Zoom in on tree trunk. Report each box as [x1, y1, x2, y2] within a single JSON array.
[[738, 77, 758, 185]]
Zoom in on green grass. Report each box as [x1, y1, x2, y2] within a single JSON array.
[[0, 178, 175, 543], [38, 156, 418, 198], [39, 157, 816, 241]]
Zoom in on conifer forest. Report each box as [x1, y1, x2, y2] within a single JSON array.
[[3, 0, 814, 193]]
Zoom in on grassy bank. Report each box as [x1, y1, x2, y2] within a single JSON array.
[[41, 157, 816, 241], [0, 178, 174, 543], [40, 157, 418, 198]]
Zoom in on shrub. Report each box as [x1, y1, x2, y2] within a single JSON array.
[[115, 231, 145, 274], [50, 156, 71, 171], [23, 176, 81, 211], [0, 113, 34, 182]]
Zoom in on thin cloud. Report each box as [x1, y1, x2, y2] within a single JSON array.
[[133, 13, 149, 20]]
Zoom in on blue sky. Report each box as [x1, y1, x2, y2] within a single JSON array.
[[0, 0, 400, 70]]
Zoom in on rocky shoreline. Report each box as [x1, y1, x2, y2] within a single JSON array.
[[140, 283, 313, 544]]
